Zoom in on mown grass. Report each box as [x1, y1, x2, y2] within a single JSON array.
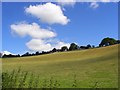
[[2, 45, 119, 88]]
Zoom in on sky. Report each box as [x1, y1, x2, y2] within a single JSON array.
[[2, 1, 118, 54]]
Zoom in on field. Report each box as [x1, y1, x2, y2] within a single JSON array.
[[2, 45, 118, 88]]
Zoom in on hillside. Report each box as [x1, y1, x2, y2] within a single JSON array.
[[2, 44, 119, 88]]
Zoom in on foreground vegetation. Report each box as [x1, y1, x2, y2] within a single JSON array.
[[2, 44, 118, 88], [2, 69, 104, 88]]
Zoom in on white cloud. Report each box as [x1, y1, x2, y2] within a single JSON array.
[[57, 0, 76, 6], [10, 22, 56, 39], [54, 41, 70, 49], [11, 22, 70, 52], [80, 0, 118, 2], [2, 51, 14, 55], [100, 0, 110, 2], [26, 39, 52, 51], [26, 39, 70, 52], [89, 0, 118, 9], [25, 3, 70, 25], [90, 2, 99, 9]]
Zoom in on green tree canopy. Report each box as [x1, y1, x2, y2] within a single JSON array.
[[52, 48, 57, 52], [69, 43, 79, 51], [61, 46, 68, 51], [99, 37, 117, 47], [87, 44, 91, 49]]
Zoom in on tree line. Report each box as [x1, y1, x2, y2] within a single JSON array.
[[2, 37, 120, 58]]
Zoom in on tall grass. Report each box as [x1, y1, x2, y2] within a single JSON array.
[[2, 69, 100, 88], [72, 74, 77, 88]]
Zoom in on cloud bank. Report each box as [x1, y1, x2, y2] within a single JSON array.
[[11, 22, 69, 51]]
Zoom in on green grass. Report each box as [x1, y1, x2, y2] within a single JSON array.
[[2, 44, 119, 88]]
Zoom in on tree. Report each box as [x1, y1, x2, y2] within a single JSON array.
[[99, 37, 117, 47], [117, 40, 120, 44], [36, 51, 39, 55], [92, 45, 95, 48], [0, 53, 2, 58], [87, 44, 91, 49], [22, 52, 30, 57], [69, 43, 79, 51], [52, 48, 57, 52], [80, 46, 87, 49], [61, 46, 68, 52], [2, 54, 20, 58], [16, 54, 20, 57], [25, 52, 29, 56]]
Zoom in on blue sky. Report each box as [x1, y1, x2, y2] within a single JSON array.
[[2, 2, 118, 54], [0, 2, 2, 51]]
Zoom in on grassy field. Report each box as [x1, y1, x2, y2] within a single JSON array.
[[2, 45, 118, 88]]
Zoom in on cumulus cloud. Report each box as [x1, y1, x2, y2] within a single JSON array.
[[2, 51, 14, 55], [10, 22, 56, 39], [57, 0, 76, 6], [11, 22, 69, 52], [90, 2, 99, 9], [25, 3, 70, 25], [54, 41, 70, 49], [89, 0, 118, 9], [26, 39, 70, 51], [89, 0, 107, 9], [26, 39, 52, 51]]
